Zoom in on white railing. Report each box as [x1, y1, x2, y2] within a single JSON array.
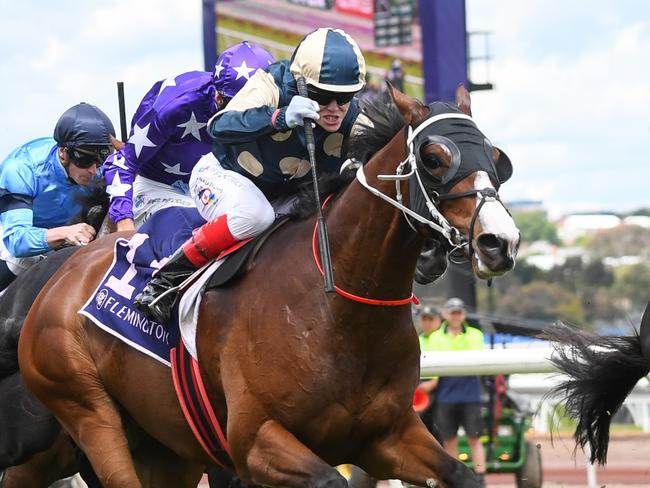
[[420, 347, 557, 377]]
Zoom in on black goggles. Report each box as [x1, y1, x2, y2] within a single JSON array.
[[68, 146, 112, 168], [307, 87, 356, 106]]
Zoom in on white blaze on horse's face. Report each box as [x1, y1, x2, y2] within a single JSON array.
[[471, 171, 520, 279]]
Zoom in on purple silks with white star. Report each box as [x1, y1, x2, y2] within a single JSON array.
[[213, 41, 275, 98], [103, 43, 274, 224], [103, 71, 217, 223]]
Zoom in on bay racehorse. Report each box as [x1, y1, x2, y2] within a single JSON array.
[[547, 301, 650, 464], [19, 85, 520, 488]]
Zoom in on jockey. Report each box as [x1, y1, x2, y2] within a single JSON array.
[[103, 41, 275, 231], [135, 27, 366, 322], [0, 102, 115, 291]]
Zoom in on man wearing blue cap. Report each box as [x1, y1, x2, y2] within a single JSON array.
[[103, 42, 275, 231], [135, 27, 367, 323], [0, 102, 115, 291]]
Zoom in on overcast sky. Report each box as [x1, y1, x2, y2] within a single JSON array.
[[1, 0, 648, 218]]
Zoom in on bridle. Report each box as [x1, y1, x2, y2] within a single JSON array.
[[311, 109, 510, 305], [355, 111, 509, 263]]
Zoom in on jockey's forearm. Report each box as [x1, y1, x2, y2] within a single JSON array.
[[208, 106, 278, 144], [45, 226, 71, 250], [1, 209, 50, 257]]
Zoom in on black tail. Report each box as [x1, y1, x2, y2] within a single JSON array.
[[545, 325, 650, 464]]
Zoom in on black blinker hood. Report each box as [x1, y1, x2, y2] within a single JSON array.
[[414, 102, 503, 194]]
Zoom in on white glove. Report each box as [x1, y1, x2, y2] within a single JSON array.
[[285, 96, 320, 128]]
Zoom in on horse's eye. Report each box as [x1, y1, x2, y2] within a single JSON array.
[[423, 154, 442, 169], [419, 147, 441, 169]]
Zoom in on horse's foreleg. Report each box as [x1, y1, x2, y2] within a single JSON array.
[[44, 388, 143, 488], [359, 412, 479, 488], [231, 419, 347, 488], [20, 328, 143, 488]]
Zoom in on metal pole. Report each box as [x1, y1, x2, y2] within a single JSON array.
[[296, 77, 335, 292], [202, 0, 218, 72], [116, 82, 128, 142], [586, 443, 598, 488]]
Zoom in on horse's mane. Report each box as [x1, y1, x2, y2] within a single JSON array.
[[347, 90, 405, 164], [291, 91, 405, 220], [290, 170, 357, 220], [69, 176, 109, 231]]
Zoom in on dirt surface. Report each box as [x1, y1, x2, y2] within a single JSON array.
[[486, 432, 650, 487]]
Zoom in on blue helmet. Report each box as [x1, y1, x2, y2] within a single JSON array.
[[53, 102, 115, 148], [290, 28, 366, 93], [213, 41, 275, 99]]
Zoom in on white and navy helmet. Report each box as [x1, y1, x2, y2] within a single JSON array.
[[290, 28, 366, 93]]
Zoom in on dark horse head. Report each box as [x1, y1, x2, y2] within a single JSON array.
[[349, 84, 520, 280]]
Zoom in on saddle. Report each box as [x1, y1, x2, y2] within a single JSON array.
[[204, 218, 287, 290]]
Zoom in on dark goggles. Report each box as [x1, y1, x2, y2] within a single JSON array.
[[307, 87, 356, 106], [68, 146, 113, 168]]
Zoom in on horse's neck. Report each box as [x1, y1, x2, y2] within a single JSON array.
[[326, 130, 422, 299]]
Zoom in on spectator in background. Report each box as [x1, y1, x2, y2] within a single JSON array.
[[427, 297, 487, 488], [417, 305, 444, 441], [384, 58, 405, 92], [357, 73, 384, 106]]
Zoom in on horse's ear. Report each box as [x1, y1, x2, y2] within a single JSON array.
[[493, 146, 513, 183], [110, 135, 125, 151], [386, 81, 428, 125], [641, 300, 650, 337], [455, 84, 472, 116]]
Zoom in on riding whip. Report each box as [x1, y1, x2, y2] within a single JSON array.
[[296, 77, 335, 293], [116, 82, 128, 142]]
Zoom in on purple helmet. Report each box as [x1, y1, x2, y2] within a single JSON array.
[[213, 41, 275, 99]]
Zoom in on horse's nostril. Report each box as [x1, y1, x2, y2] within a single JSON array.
[[476, 233, 504, 255]]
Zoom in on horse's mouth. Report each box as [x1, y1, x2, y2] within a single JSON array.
[[472, 253, 515, 280]]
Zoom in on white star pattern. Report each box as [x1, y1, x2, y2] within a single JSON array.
[[157, 76, 177, 95], [111, 153, 128, 170], [161, 162, 190, 176], [177, 112, 207, 141], [129, 123, 156, 158], [213, 60, 225, 79], [106, 171, 132, 198], [233, 60, 256, 81]]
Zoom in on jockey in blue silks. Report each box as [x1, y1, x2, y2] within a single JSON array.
[[0, 102, 115, 291], [135, 27, 366, 322], [103, 42, 275, 231]]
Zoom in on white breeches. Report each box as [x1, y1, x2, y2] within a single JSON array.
[[0, 223, 47, 276], [132, 176, 195, 228], [189, 153, 275, 240]]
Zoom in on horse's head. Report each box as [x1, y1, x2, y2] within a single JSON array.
[[390, 84, 520, 279]]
